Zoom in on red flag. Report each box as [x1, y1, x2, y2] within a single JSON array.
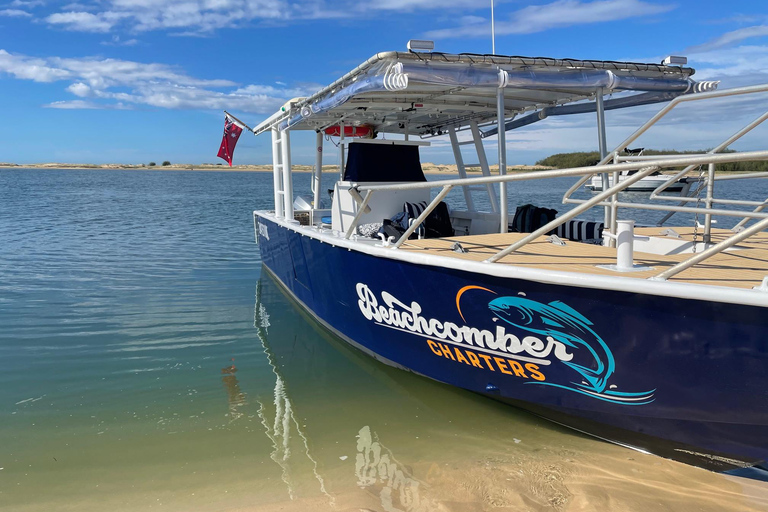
[[217, 115, 243, 166]]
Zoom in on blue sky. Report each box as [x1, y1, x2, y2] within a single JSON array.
[[1, 0, 768, 165]]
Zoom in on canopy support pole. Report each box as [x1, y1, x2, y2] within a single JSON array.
[[470, 121, 499, 213], [313, 131, 323, 209], [704, 162, 715, 243], [448, 126, 475, 211], [497, 87, 508, 233], [271, 128, 284, 218], [281, 129, 293, 220], [595, 88, 612, 245], [339, 121, 346, 182]]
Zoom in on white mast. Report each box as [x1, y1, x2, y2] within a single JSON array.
[[491, 0, 496, 54]]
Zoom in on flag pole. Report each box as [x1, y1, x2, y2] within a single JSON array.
[[223, 111, 254, 133]]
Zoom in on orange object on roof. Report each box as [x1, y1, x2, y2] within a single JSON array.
[[324, 125, 374, 138]]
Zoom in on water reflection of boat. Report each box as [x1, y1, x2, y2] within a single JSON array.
[[252, 280, 333, 505], [251, 272, 768, 509], [252, 273, 571, 510], [255, 277, 442, 510]]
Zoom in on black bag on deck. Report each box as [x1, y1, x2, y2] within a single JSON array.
[[379, 218, 407, 240], [424, 201, 454, 238], [511, 204, 558, 234]]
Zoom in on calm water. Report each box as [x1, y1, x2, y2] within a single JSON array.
[[1, 168, 767, 512]]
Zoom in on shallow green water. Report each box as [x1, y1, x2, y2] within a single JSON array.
[[1, 168, 766, 511]]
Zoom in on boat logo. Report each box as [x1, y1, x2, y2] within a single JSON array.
[[258, 221, 270, 241], [356, 283, 655, 405]]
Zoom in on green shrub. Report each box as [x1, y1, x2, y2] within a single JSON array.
[[148, 162, 156, 166], [162, 161, 171, 166], [536, 152, 600, 168], [536, 149, 767, 173]]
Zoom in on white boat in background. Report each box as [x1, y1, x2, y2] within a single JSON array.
[[586, 148, 691, 192], [230, 43, 768, 480], [586, 170, 689, 192]]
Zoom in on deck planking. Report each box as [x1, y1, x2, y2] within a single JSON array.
[[399, 227, 768, 289]]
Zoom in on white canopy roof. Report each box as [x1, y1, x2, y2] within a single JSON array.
[[253, 51, 707, 138]]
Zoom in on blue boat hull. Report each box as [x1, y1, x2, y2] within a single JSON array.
[[256, 214, 768, 475]]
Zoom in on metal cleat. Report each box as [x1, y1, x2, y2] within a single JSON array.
[[660, 228, 681, 238], [452, 242, 468, 253], [547, 234, 566, 246]]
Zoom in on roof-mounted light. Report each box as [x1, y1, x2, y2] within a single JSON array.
[[662, 55, 687, 66], [407, 39, 434, 52]]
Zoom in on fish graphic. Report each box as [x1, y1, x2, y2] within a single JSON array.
[[488, 296, 615, 393]]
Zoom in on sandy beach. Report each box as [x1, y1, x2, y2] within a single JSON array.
[[0, 162, 552, 174]]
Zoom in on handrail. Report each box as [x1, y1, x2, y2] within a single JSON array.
[[485, 165, 661, 263], [611, 84, 768, 166], [652, 215, 768, 281], [355, 151, 768, 193], [558, 199, 768, 220], [345, 151, 768, 272], [560, 83, 768, 247], [345, 190, 374, 239], [734, 197, 768, 230], [649, 111, 768, 201], [565, 86, 768, 200], [331, 79, 768, 284]]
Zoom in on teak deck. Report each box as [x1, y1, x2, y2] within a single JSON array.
[[399, 227, 768, 289]]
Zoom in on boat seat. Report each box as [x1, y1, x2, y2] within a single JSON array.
[[555, 219, 604, 243], [330, 181, 430, 233]]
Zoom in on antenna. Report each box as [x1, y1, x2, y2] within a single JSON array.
[[491, 0, 496, 54]]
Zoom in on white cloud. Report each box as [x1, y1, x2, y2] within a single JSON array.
[[101, 35, 139, 46], [233, 83, 317, 99], [688, 45, 768, 83], [46, 99, 136, 109], [426, 0, 674, 39], [44, 0, 289, 34], [9, 0, 45, 7], [46, 11, 121, 32], [66, 82, 91, 96], [687, 25, 768, 53], [366, 0, 478, 10], [38, 0, 494, 35], [46, 99, 111, 109], [0, 49, 72, 81], [0, 8, 32, 16], [458, 15, 485, 25], [0, 49, 320, 113]]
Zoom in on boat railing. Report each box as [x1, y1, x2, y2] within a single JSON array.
[[562, 83, 768, 244], [350, 149, 768, 282]]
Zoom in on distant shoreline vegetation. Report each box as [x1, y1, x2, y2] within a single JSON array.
[[4, 150, 766, 173], [536, 150, 768, 173], [0, 162, 552, 174]]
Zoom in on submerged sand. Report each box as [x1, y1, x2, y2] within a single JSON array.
[[236, 447, 768, 512]]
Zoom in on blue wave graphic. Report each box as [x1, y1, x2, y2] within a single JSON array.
[[488, 295, 654, 405]]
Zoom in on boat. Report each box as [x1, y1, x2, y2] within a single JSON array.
[[239, 45, 768, 479], [585, 167, 689, 192], [584, 148, 691, 192]]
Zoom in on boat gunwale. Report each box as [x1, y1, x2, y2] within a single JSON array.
[[254, 211, 768, 309]]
